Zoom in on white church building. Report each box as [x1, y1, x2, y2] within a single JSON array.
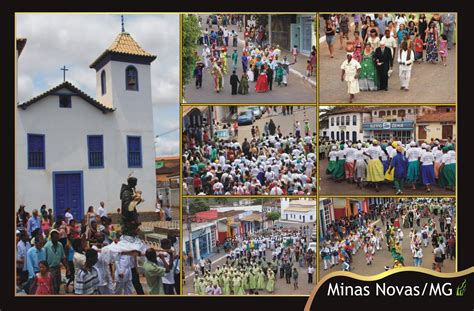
[[15, 29, 157, 220]]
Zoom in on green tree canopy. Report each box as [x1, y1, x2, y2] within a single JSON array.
[[265, 211, 281, 222], [182, 14, 201, 98], [188, 198, 209, 215]]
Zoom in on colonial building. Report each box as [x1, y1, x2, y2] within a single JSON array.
[[156, 156, 179, 208], [416, 107, 456, 143], [364, 106, 436, 143], [280, 198, 316, 223], [321, 106, 371, 142], [16, 28, 157, 219]]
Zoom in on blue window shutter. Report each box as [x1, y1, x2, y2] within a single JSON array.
[[127, 136, 142, 168], [27, 134, 45, 169], [87, 135, 104, 168]]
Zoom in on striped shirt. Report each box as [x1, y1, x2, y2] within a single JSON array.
[[74, 267, 99, 295]]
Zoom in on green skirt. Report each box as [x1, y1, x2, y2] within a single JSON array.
[[332, 159, 345, 179], [326, 160, 336, 174], [407, 160, 420, 183], [439, 163, 456, 188]]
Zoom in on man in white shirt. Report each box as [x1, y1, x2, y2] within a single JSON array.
[[340, 52, 361, 103], [64, 208, 74, 225], [380, 29, 397, 66], [97, 201, 106, 219], [202, 44, 211, 68], [398, 41, 415, 91]]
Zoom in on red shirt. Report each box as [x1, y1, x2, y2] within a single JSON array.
[[415, 38, 423, 52]]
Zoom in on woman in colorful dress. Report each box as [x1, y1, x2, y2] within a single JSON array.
[[358, 43, 379, 91], [255, 67, 269, 92], [326, 145, 338, 175], [354, 143, 368, 188], [332, 144, 346, 181], [420, 145, 436, 192], [364, 140, 385, 192], [425, 22, 439, 63], [238, 73, 249, 94], [351, 30, 363, 63]]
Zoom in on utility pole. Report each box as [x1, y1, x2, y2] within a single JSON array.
[[186, 198, 194, 266], [268, 14, 272, 46]]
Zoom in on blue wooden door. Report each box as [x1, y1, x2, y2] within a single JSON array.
[[53, 172, 83, 221]]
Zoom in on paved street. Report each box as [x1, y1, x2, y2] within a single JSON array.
[[184, 14, 316, 104], [236, 106, 317, 145], [319, 215, 455, 279], [318, 16, 456, 104], [319, 158, 452, 195], [183, 222, 316, 295]]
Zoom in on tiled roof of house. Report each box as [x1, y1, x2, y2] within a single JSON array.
[[417, 112, 456, 123]]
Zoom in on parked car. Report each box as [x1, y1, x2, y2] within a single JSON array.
[[237, 110, 254, 125], [247, 106, 262, 119]]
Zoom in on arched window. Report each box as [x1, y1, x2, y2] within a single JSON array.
[[336, 117, 340, 126], [352, 115, 357, 125], [341, 116, 344, 126], [101, 70, 106, 95], [346, 116, 350, 125], [331, 117, 334, 126], [125, 66, 138, 91]]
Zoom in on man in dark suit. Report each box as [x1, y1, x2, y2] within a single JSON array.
[[374, 41, 392, 91]]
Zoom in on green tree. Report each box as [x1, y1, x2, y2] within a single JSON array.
[[265, 211, 281, 225], [188, 198, 209, 215], [182, 14, 201, 97]]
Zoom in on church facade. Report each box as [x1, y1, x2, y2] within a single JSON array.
[[15, 31, 157, 219]]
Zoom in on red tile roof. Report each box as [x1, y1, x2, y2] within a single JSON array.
[[416, 112, 456, 123]]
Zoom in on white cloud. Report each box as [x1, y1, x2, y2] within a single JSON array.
[[16, 13, 179, 155]]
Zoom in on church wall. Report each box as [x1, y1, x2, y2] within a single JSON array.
[[15, 89, 157, 216]]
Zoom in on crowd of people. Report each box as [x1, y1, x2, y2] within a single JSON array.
[[321, 137, 456, 193], [189, 227, 316, 295], [16, 203, 180, 295], [183, 109, 316, 196], [320, 198, 456, 273], [322, 13, 455, 103], [193, 14, 317, 95]]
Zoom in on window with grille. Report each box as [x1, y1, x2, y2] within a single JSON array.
[[127, 136, 142, 168], [87, 135, 104, 168], [27, 134, 45, 169]]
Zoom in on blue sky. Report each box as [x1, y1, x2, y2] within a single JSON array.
[[16, 13, 180, 156]]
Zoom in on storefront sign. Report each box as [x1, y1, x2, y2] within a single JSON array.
[[363, 121, 414, 130]]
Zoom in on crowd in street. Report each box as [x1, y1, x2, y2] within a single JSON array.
[[183, 109, 316, 196], [320, 198, 456, 273], [193, 14, 316, 95], [322, 13, 455, 102], [320, 137, 456, 193], [189, 227, 316, 295], [16, 203, 180, 295]]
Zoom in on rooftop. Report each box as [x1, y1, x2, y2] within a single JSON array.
[[18, 81, 115, 113], [417, 112, 456, 123], [90, 32, 156, 69]]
